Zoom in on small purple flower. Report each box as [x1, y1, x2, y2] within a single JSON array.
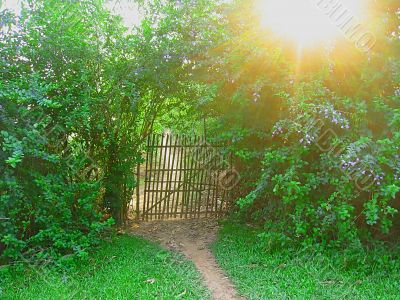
[[163, 54, 171, 60]]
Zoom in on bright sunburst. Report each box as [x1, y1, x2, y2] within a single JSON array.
[[255, 0, 364, 48]]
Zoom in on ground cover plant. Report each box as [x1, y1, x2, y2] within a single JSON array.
[[213, 222, 400, 299], [0, 234, 210, 300]]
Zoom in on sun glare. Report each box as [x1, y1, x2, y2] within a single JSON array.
[[255, 0, 364, 48]]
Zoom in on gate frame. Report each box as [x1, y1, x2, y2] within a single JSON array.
[[134, 133, 238, 221]]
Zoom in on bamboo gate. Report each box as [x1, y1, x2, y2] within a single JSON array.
[[133, 133, 239, 221]]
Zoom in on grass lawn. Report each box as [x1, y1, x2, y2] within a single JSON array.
[[0, 235, 210, 300], [213, 222, 400, 300]]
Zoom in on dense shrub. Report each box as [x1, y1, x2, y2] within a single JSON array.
[[195, 0, 400, 246], [238, 82, 400, 246], [0, 2, 122, 262], [0, 0, 226, 262]]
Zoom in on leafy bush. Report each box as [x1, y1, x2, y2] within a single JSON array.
[[0, 2, 120, 262], [195, 0, 400, 246], [239, 82, 400, 246], [0, 0, 227, 262]]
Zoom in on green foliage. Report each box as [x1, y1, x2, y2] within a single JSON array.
[[192, 0, 400, 246], [0, 0, 227, 262], [0, 0, 124, 262], [1, 0, 398, 263]]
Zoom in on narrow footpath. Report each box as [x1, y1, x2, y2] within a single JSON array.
[[129, 218, 243, 300]]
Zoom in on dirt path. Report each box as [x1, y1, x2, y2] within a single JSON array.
[[127, 218, 243, 300]]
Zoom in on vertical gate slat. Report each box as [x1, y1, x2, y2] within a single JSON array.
[[216, 148, 223, 215], [147, 134, 156, 221], [197, 135, 206, 218], [154, 134, 165, 219], [147, 134, 154, 220], [212, 149, 219, 216], [165, 135, 178, 218], [190, 135, 198, 218], [175, 135, 185, 218], [147, 134, 160, 220], [160, 134, 171, 219], [148, 134, 156, 221], [173, 134, 182, 218], [223, 152, 234, 214], [182, 135, 189, 219], [181, 135, 189, 219], [165, 134, 172, 218], [186, 135, 196, 219], [193, 135, 202, 218], [143, 135, 151, 221], [218, 151, 226, 216], [204, 140, 212, 217], [136, 159, 140, 221], [186, 135, 193, 219]]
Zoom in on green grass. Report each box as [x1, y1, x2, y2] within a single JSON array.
[[213, 222, 400, 300], [0, 235, 210, 300]]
